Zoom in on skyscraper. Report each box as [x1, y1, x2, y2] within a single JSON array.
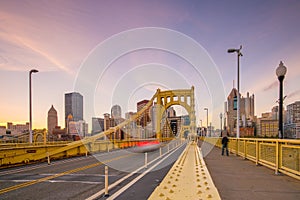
[[92, 117, 104, 135], [285, 101, 300, 138], [47, 105, 58, 134], [111, 104, 122, 119], [286, 101, 300, 124], [65, 92, 83, 128], [137, 99, 151, 127], [226, 88, 255, 136]]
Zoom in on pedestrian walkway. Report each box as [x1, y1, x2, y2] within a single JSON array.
[[201, 141, 300, 200], [149, 142, 221, 200]]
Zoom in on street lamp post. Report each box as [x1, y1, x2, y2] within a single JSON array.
[[276, 61, 287, 139], [228, 45, 243, 138], [220, 113, 223, 137], [224, 113, 226, 131], [29, 69, 39, 144], [199, 119, 202, 136], [204, 108, 208, 137]]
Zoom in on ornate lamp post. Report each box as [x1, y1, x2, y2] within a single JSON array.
[[227, 45, 243, 138], [276, 61, 287, 139], [29, 69, 38, 143]]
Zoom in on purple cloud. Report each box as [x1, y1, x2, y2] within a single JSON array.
[[263, 81, 277, 91], [288, 89, 300, 99]]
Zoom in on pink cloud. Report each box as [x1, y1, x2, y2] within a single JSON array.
[[288, 89, 300, 99], [263, 81, 277, 91]]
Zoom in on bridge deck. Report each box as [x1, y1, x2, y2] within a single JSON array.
[[148, 142, 221, 200], [201, 141, 300, 200]]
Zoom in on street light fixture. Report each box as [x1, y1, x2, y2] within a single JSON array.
[[29, 69, 39, 144], [204, 108, 208, 137], [199, 119, 202, 136], [276, 61, 287, 139], [220, 113, 223, 137], [227, 45, 243, 138]]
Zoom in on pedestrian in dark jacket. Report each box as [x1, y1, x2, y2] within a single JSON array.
[[221, 134, 229, 156]]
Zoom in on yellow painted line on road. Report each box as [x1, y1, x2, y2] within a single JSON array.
[[148, 142, 221, 200], [0, 154, 132, 195]]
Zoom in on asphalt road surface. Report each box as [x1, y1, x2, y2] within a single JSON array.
[[0, 140, 186, 200]]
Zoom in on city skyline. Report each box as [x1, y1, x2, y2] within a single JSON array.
[[1, 0, 300, 129]]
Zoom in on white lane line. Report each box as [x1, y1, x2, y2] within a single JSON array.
[[0, 179, 102, 184], [47, 180, 101, 184], [106, 147, 181, 200], [86, 141, 186, 200]]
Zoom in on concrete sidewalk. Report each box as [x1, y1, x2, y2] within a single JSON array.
[[201, 141, 300, 200]]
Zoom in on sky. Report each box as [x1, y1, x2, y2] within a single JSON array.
[[0, 0, 300, 130]]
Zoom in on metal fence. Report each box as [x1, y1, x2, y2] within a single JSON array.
[[202, 137, 300, 180]]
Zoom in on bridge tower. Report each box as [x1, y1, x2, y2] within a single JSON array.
[[154, 86, 196, 140]]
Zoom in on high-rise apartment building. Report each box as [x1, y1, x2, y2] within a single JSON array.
[[68, 120, 88, 138], [47, 105, 58, 134], [103, 112, 124, 139], [165, 108, 181, 137], [256, 106, 288, 138], [103, 113, 111, 131], [286, 101, 300, 124], [137, 100, 151, 127], [151, 104, 159, 135], [285, 101, 300, 138], [92, 117, 104, 134], [111, 105, 122, 119], [7, 122, 29, 135], [0, 126, 6, 135], [125, 111, 136, 120], [225, 88, 255, 136], [167, 107, 176, 117], [65, 92, 83, 128], [256, 111, 278, 137], [125, 112, 137, 138], [169, 117, 182, 136]]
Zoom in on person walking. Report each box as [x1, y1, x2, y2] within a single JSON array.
[[221, 134, 229, 156]]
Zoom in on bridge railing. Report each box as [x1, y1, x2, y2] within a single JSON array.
[[202, 137, 300, 180], [0, 141, 71, 147], [0, 137, 177, 167]]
